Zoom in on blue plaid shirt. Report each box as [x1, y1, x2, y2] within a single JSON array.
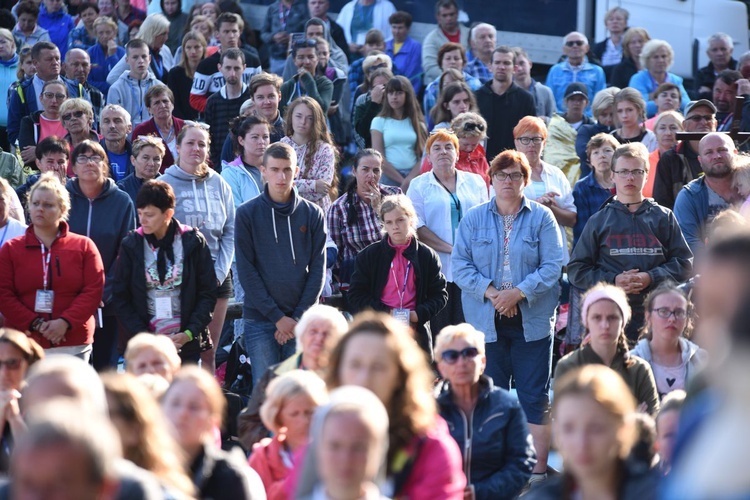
[[465, 57, 492, 83]]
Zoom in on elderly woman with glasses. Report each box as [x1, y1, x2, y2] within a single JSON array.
[[453, 149, 563, 481], [513, 116, 577, 264], [435, 323, 535, 500], [67, 140, 136, 370], [408, 128, 487, 336], [18, 80, 69, 167], [568, 143, 693, 345]]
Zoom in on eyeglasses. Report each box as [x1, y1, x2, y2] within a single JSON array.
[[686, 114, 715, 123], [62, 110, 85, 122], [440, 347, 480, 364], [516, 136, 544, 145], [565, 40, 585, 47], [75, 154, 103, 165], [43, 91, 66, 101], [463, 122, 485, 132], [652, 307, 687, 320], [183, 120, 210, 130], [0, 358, 23, 370], [493, 171, 524, 182], [613, 169, 646, 178]]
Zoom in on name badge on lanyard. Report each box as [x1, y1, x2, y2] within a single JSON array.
[[390, 261, 411, 325], [35, 243, 54, 313]]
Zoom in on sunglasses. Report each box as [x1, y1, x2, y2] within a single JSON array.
[[43, 91, 66, 100], [565, 40, 585, 47], [62, 110, 85, 122], [463, 122, 485, 132], [294, 39, 318, 49], [440, 347, 480, 364], [686, 114, 714, 123], [183, 120, 210, 130]]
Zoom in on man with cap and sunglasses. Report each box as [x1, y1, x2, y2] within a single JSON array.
[[545, 31, 606, 117], [653, 99, 718, 210]]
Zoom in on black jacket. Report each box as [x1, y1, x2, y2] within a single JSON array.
[[191, 444, 263, 499], [611, 56, 638, 89], [694, 58, 738, 100], [17, 111, 43, 167], [476, 82, 536, 161], [348, 236, 447, 354], [652, 141, 702, 210], [112, 222, 217, 358]]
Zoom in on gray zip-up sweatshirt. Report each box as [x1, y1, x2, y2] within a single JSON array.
[[162, 164, 235, 283], [235, 184, 326, 323], [106, 70, 159, 127]]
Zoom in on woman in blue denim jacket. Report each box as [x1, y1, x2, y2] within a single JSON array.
[[435, 323, 536, 500], [452, 149, 563, 482]]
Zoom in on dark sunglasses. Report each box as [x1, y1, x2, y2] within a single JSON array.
[[62, 110, 85, 121], [565, 40, 585, 47], [294, 38, 318, 49], [440, 347, 480, 364], [463, 122, 485, 132]]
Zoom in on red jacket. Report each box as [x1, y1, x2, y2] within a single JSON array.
[[131, 116, 185, 173], [248, 434, 291, 500], [0, 222, 105, 348]]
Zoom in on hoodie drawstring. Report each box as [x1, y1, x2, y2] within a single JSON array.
[[271, 208, 296, 265]]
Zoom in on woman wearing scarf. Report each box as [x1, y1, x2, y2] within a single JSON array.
[[113, 179, 218, 363]]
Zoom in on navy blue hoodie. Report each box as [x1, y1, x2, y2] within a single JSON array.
[[235, 185, 326, 323], [66, 178, 136, 306]]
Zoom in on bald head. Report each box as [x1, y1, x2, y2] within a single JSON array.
[[64, 49, 91, 84], [699, 132, 737, 178]]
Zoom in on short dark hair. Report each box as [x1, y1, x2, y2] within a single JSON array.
[[716, 69, 742, 86], [36, 136, 70, 161], [31, 41, 57, 61], [364, 28, 384, 46], [78, 1, 99, 14], [136, 179, 175, 211], [492, 45, 516, 64], [389, 11, 412, 27], [71, 140, 109, 177], [0, 8, 17, 30], [263, 142, 296, 167], [220, 47, 245, 65], [435, 0, 458, 15], [144, 84, 173, 108], [216, 12, 244, 32], [250, 72, 282, 97], [126, 38, 149, 54], [16, 0, 39, 18]]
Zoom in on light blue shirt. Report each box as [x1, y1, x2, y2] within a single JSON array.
[[452, 196, 563, 342]]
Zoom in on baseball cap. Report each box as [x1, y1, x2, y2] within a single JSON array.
[[685, 99, 717, 116], [564, 82, 589, 100]]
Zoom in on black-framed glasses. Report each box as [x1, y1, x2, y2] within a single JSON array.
[[183, 120, 210, 130], [463, 122, 485, 132], [493, 171, 524, 182], [62, 110, 85, 122], [43, 91, 66, 100], [516, 136, 544, 145], [613, 169, 646, 178], [565, 40, 585, 47], [75, 154, 103, 165], [0, 358, 22, 370], [440, 347, 480, 365], [653, 307, 687, 320]]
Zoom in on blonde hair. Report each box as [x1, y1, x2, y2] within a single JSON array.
[[612, 141, 650, 172], [166, 366, 226, 424], [615, 87, 647, 124], [654, 110, 684, 130], [379, 194, 418, 238], [60, 98, 94, 122], [28, 172, 71, 220], [553, 364, 637, 459], [640, 39, 674, 71], [294, 304, 349, 352], [136, 14, 170, 47], [124, 333, 181, 375], [0, 28, 15, 51], [434, 323, 486, 359], [451, 112, 487, 140], [731, 153, 750, 193], [132, 135, 166, 158], [93, 16, 118, 33], [259, 370, 328, 433], [101, 373, 194, 497]]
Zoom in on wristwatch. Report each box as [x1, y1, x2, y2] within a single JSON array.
[[518, 289, 526, 299]]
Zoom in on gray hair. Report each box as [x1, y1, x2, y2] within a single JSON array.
[[101, 104, 132, 126], [471, 23, 495, 42], [294, 304, 349, 352], [739, 50, 750, 67], [708, 32, 733, 48], [591, 87, 620, 120], [640, 39, 674, 71], [136, 13, 170, 47]]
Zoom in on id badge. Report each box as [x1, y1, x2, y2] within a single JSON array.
[[392, 308, 410, 325], [35, 290, 54, 313], [155, 293, 173, 320]]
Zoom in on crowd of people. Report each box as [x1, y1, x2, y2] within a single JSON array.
[[0, 0, 748, 497]]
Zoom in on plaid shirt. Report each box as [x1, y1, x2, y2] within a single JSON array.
[[328, 185, 402, 268], [465, 56, 492, 83]]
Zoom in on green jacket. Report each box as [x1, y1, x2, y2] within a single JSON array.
[[0, 149, 25, 189]]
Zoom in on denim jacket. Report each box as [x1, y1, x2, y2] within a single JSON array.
[[452, 196, 563, 342], [436, 375, 535, 500]]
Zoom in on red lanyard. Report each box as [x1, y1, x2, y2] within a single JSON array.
[[40, 243, 52, 290]]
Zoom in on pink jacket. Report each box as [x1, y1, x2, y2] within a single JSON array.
[[248, 434, 291, 500]]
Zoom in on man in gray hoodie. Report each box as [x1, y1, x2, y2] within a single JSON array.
[[235, 142, 326, 386], [106, 39, 158, 127]]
